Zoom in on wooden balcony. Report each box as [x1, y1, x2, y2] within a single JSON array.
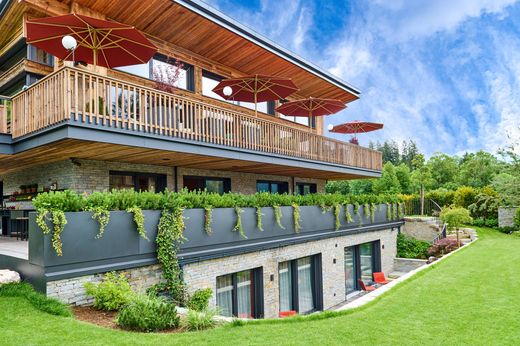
[[7, 67, 382, 171]]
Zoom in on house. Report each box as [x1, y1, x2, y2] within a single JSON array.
[[0, 0, 400, 318]]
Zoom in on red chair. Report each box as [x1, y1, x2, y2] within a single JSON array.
[[373, 272, 389, 285], [358, 279, 376, 292], [279, 310, 297, 318]]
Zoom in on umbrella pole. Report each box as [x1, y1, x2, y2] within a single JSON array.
[[254, 92, 258, 117]]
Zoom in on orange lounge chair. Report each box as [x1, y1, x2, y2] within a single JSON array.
[[358, 279, 376, 292], [373, 272, 389, 285], [279, 310, 297, 318]]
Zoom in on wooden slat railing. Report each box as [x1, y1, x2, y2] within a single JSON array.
[[10, 67, 382, 171]]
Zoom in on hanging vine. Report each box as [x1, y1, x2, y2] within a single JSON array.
[[273, 205, 285, 229], [370, 203, 376, 223], [256, 207, 264, 231], [398, 202, 405, 219], [127, 206, 148, 240], [345, 205, 353, 223], [364, 203, 371, 220], [393, 203, 398, 220], [334, 204, 341, 231], [88, 206, 111, 239], [292, 204, 301, 233], [386, 203, 392, 220], [204, 207, 213, 235], [233, 207, 246, 239], [35, 209, 67, 256], [354, 203, 363, 225]]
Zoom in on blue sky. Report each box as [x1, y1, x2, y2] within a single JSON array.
[[206, 0, 520, 157]]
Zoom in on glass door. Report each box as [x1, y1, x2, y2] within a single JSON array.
[[278, 261, 293, 312], [297, 257, 315, 314], [359, 243, 374, 283], [236, 270, 253, 318], [344, 246, 357, 295]]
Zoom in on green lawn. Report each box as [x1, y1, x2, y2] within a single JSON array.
[[1, 227, 519, 345]]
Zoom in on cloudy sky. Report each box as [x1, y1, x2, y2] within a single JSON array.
[[206, 0, 520, 157]]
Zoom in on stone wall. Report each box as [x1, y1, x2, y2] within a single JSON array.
[[46, 264, 163, 305], [498, 207, 518, 228], [183, 228, 397, 318], [401, 217, 440, 243], [1, 159, 326, 195]]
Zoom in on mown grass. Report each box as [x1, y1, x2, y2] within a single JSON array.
[[1, 227, 519, 345]]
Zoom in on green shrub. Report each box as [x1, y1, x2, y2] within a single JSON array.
[[440, 206, 473, 230], [117, 294, 180, 332], [396, 233, 430, 259], [84, 272, 134, 311], [0, 282, 71, 317], [187, 288, 212, 312], [453, 186, 478, 209], [184, 308, 218, 331], [496, 226, 517, 234]]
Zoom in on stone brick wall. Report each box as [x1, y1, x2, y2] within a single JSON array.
[[46, 264, 163, 305], [401, 217, 440, 243], [1, 159, 326, 195], [498, 207, 518, 228], [183, 228, 397, 318]]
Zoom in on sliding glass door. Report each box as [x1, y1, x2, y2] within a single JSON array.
[[279, 261, 293, 312], [344, 241, 381, 296], [344, 246, 357, 295], [360, 243, 374, 282], [297, 257, 315, 314], [216, 268, 263, 318]]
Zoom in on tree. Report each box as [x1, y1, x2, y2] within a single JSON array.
[[457, 151, 502, 188], [492, 173, 520, 206], [376, 140, 400, 165], [427, 153, 459, 189], [372, 162, 401, 194], [410, 154, 434, 215], [440, 207, 473, 247], [395, 163, 412, 194], [401, 140, 420, 169], [349, 179, 373, 195], [325, 180, 350, 194]]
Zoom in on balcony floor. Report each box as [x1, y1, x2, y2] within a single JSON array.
[[0, 237, 28, 260]]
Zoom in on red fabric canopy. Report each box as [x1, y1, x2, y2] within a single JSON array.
[[329, 121, 384, 134], [26, 13, 157, 68], [275, 97, 346, 117], [212, 75, 298, 103]]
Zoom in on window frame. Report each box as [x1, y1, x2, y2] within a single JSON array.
[[256, 180, 289, 194], [295, 182, 317, 195], [183, 175, 231, 194], [216, 267, 264, 318], [344, 241, 381, 293], [109, 170, 167, 192]]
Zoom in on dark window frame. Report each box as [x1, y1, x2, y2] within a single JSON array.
[[256, 180, 289, 194], [109, 170, 167, 192], [151, 53, 195, 92], [216, 267, 264, 319], [279, 254, 323, 314], [183, 175, 231, 194], [295, 182, 317, 195], [345, 240, 382, 291]]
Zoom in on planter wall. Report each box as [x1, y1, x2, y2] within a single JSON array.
[[26, 204, 402, 284]]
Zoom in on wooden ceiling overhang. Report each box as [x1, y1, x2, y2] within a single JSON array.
[[7, 0, 361, 102]]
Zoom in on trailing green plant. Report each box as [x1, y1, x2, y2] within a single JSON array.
[[50, 210, 67, 256], [364, 203, 371, 220], [84, 272, 135, 311], [345, 205, 353, 223], [233, 207, 246, 239], [0, 282, 71, 317], [274, 205, 285, 229], [334, 204, 341, 231], [370, 203, 376, 223], [117, 294, 180, 332], [126, 206, 148, 240], [386, 203, 392, 221], [184, 308, 218, 331], [204, 207, 213, 235], [87, 206, 111, 239], [292, 204, 302, 233], [152, 208, 187, 305], [187, 288, 212, 312], [256, 207, 264, 231], [354, 203, 363, 226], [398, 203, 405, 219], [393, 203, 398, 220]]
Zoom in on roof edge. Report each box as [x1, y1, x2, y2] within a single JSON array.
[[173, 0, 361, 97]]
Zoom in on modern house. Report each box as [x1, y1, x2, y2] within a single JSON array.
[[0, 0, 400, 318]]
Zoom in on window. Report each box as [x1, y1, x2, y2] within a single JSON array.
[[183, 176, 231, 194], [116, 54, 194, 91], [202, 70, 275, 115], [344, 241, 381, 296], [278, 255, 323, 315], [279, 114, 316, 128], [296, 183, 317, 195], [216, 268, 263, 318], [109, 171, 167, 192], [27, 45, 53, 66], [256, 181, 289, 194]]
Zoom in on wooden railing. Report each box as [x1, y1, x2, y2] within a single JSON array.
[[10, 67, 382, 171]]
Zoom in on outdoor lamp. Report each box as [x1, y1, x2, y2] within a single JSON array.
[[327, 124, 334, 131], [223, 86, 233, 96], [61, 35, 77, 63]]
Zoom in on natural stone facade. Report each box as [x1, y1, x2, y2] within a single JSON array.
[[183, 228, 396, 318], [498, 207, 518, 228], [2, 159, 325, 195], [46, 264, 163, 305], [401, 217, 441, 243]]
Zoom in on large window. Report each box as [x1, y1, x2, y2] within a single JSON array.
[[109, 171, 167, 192], [278, 255, 323, 315], [344, 241, 381, 295], [183, 175, 231, 194], [202, 70, 275, 115], [279, 114, 316, 128], [216, 268, 263, 318], [256, 180, 289, 194], [296, 183, 317, 195], [28, 44, 54, 66], [116, 54, 194, 91]]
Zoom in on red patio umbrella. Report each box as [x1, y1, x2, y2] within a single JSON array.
[[26, 13, 157, 68], [212, 75, 299, 116], [329, 121, 383, 144], [275, 97, 346, 126]]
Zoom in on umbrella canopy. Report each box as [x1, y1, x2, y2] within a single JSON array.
[[26, 13, 157, 68], [212, 74, 298, 115], [275, 97, 346, 118], [329, 121, 384, 134]]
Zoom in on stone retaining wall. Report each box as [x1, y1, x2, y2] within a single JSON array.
[[401, 217, 440, 243], [498, 207, 518, 228]]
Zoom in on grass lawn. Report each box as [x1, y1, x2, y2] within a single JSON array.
[[1, 227, 519, 345]]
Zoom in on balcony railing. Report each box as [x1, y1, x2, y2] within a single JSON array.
[[9, 67, 382, 171]]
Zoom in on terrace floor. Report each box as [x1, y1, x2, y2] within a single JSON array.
[[0, 237, 28, 260]]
